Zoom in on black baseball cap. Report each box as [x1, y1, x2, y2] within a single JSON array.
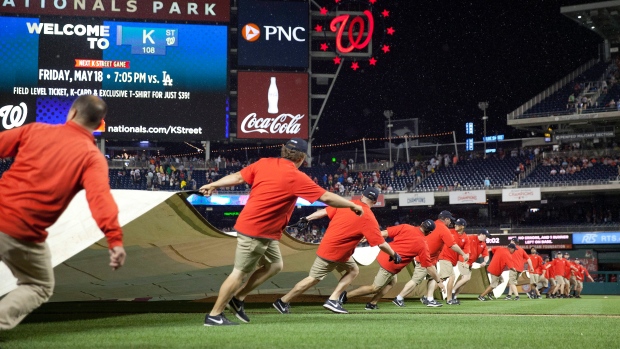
[[455, 218, 467, 227], [285, 138, 309, 156], [438, 210, 455, 220], [363, 187, 380, 201], [507, 243, 516, 249], [479, 229, 491, 238]]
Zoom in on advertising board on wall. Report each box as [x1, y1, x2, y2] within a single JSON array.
[[449, 190, 486, 205], [502, 188, 541, 202], [237, 0, 308, 68], [573, 232, 620, 245], [237, 71, 308, 139], [398, 192, 434, 206], [485, 234, 573, 249]]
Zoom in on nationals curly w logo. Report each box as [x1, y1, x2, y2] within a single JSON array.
[[0, 103, 28, 130]]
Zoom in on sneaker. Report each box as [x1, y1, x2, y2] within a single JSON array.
[[477, 295, 487, 302], [392, 297, 405, 307], [323, 299, 348, 314], [339, 291, 348, 304], [526, 291, 533, 299], [487, 294, 496, 300], [514, 296, 520, 301], [504, 296, 512, 300], [420, 296, 428, 305], [365, 303, 379, 310], [446, 299, 458, 305], [453, 298, 461, 305], [272, 298, 290, 314], [426, 299, 443, 307], [204, 313, 238, 326], [226, 297, 250, 323]]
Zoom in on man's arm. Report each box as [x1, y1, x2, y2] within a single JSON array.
[[199, 172, 245, 196], [377, 241, 398, 260], [527, 258, 534, 272], [306, 209, 328, 221], [380, 229, 389, 238], [318, 191, 363, 216], [450, 244, 469, 262], [480, 255, 489, 266]]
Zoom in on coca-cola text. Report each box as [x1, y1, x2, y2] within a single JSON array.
[[240, 113, 303, 134]]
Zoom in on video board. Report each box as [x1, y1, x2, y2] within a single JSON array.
[[0, 16, 228, 140]]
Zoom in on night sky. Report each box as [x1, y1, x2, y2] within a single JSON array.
[[311, 0, 603, 147]]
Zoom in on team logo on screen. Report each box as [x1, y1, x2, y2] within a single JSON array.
[[0, 103, 28, 130], [241, 23, 260, 42]]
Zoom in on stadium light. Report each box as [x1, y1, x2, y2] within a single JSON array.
[[478, 102, 489, 155]]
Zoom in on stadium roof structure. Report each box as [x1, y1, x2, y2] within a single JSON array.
[[561, 1, 620, 45]]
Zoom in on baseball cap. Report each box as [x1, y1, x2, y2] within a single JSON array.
[[479, 229, 491, 238], [438, 210, 455, 220], [564, 252, 570, 257], [363, 187, 380, 201], [285, 138, 309, 156], [556, 251, 563, 256], [454, 218, 467, 226], [507, 243, 516, 249], [420, 219, 436, 232]]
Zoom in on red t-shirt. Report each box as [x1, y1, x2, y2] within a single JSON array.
[[460, 235, 488, 266], [235, 158, 325, 240], [438, 228, 469, 266], [543, 262, 555, 279], [511, 246, 529, 272], [487, 247, 516, 276], [575, 264, 590, 281], [551, 258, 567, 277], [316, 200, 384, 263], [425, 219, 456, 263], [377, 224, 432, 274], [529, 254, 544, 275], [0, 122, 122, 247], [564, 261, 577, 278]]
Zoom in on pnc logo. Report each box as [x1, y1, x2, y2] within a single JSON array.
[[241, 23, 261, 42]]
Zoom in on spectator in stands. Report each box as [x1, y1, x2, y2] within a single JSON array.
[[608, 99, 616, 109], [484, 177, 491, 188], [550, 168, 557, 176]]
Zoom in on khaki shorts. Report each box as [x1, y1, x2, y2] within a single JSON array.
[[309, 256, 357, 281], [457, 262, 471, 277], [410, 262, 429, 285], [548, 277, 557, 286], [569, 276, 577, 286], [577, 280, 584, 289], [234, 233, 282, 273], [438, 260, 455, 279], [372, 267, 396, 289], [490, 274, 504, 288], [538, 276, 549, 288], [530, 273, 541, 284], [508, 270, 519, 285], [554, 275, 565, 285]]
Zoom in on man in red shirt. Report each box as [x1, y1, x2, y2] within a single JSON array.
[[439, 218, 470, 305], [452, 230, 490, 303], [573, 259, 594, 298], [542, 256, 556, 298], [550, 251, 568, 298], [478, 244, 517, 301], [339, 219, 444, 310], [505, 238, 533, 301], [0, 95, 126, 330], [200, 138, 364, 326], [527, 247, 544, 299], [563, 253, 578, 297], [273, 187, 400, 314], [394, 210, 469, 308]]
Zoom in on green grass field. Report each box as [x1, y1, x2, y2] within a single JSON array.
[[1, 296, 619, 349]]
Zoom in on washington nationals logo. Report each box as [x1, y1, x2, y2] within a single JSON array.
[[315, 0, 394, 70]]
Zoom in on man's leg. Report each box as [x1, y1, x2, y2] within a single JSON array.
[[280, 276, 320, 303], [209, 268, 248, 316], [0, 233, 54, 330], [327, 261, 360, 301], [236, 261, 283, 301], [453, 275, 471, 296], [369, 276, 397, 305]]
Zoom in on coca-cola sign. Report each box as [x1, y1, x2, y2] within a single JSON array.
[[237, 72, 308, 139]]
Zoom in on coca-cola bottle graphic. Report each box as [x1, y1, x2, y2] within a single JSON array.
[[268, 77, 279, 114]]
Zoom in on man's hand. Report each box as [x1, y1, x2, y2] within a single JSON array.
[[350, 204, 364, 216], [389, 252, 402, 264], [437, 281, 446, 292], [461, 253, 469, 262], [199, 184, 216, 197], [479, 262, 487, 267], [109, 246, 126, 270]]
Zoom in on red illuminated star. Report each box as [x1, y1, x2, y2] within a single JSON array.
[[382, 9, 390, 17], [315, 24, 323, 32], [381, 45, 390, 53], [320, 7, 328, 15], [369, 0, 377, 4], [369, 57, 377, 66], [387, 27, 395, 35], [333, 56, 342, 65], [320, 43, 329, 51], [351, 61, 360, 71], [335, 0, 341, 3]]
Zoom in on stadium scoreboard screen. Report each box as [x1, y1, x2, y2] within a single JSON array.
[[0, 2, 230, 140], [486, 234, 573, 249]]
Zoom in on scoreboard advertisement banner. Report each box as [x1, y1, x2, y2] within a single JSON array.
[[237, 0, 309, 68], [485, 234, 573, 249], [0, 16, 229, 140], [0, 0, 230, 22], [237, 71, 309, 139]]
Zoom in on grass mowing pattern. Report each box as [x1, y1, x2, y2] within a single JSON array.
[[1, 296, 618, 348]]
